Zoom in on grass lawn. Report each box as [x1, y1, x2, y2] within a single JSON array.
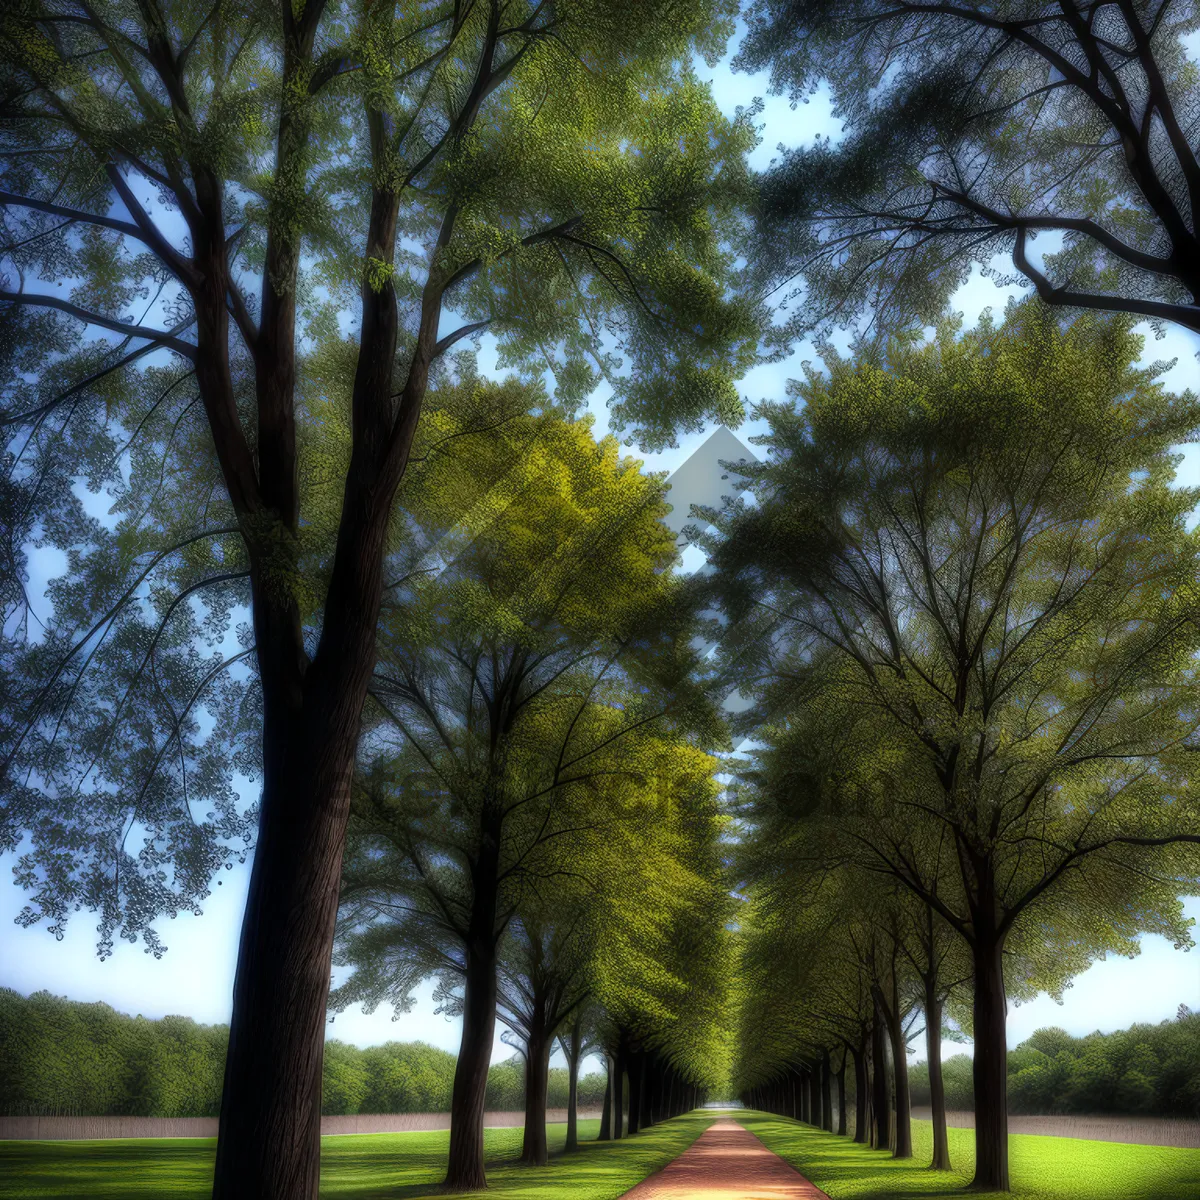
[[0, 1114, 714, 1200], [740, 1110, 1200, 1200]]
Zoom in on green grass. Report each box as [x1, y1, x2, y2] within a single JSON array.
[[0, 1114, 716, 1199], [739, 1110, 1200, 1200]]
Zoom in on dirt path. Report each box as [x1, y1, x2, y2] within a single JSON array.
[[618, 1117, 830, 1199]]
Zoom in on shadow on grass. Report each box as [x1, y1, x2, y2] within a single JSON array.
[[0, 1114, 717, 1200], [321, 1114, 716, 1200]]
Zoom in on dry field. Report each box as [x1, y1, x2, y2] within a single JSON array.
[[910, 1106, 1200, 1148]]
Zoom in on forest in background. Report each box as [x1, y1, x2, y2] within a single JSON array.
[[905, 1010, 1200, 1117], [0, 990, 607, 1118]]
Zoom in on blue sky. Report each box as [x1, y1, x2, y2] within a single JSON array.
[[3, 22, 1199, 1072]]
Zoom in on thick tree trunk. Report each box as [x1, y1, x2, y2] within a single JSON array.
[[871, 1010, 891, 1151], [521, 1032, 551, 1166], [211, 713, 357, 1200], [212, 477, 394, 1200], [925, 988, 951, 1170], [852, 1042, 869, 1144], [971, 935, 1010, 1191]]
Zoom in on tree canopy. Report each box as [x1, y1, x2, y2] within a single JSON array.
[[739, 0, 1200, 339]]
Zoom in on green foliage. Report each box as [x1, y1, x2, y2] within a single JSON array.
[[334, 396, 731, 1094], [0, 990, 223, 1118], [0, 0, 761, 952], [910, 1012, 1200, 1118], [0, 989, 608, 1117]]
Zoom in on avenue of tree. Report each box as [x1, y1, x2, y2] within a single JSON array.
[[717, 305, 1200, 1189], [5, 3, 1200, 1199]]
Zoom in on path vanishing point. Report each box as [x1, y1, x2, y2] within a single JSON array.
[[618, 1117, 831, 1199]]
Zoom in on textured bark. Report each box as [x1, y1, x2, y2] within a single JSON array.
[[520, 1031, 551, 1166], [211, 62, 436, 1195], [213, 443, 398, 1198], [211, 712, 357, 1200]]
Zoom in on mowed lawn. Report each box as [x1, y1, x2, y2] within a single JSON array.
[[741, 1110, 1200, 1200], [0, 1114, 714, 1200]]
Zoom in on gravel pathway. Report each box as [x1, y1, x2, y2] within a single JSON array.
[[618, 1117, 831, 1199]]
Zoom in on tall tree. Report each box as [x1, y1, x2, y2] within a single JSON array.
[[708, 301, 1200, 1189], [739, 0, 1200, 339], [0, 3, 757, 1195]]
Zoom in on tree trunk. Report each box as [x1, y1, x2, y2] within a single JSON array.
[[598, 1063, 612, 1142], [212, 591, 386, 1200], [925, 988, 951, 1170], [644, 1060, 658, 1127], [627, 1050, 644, 1135], [852, 1041, 869, 1144], [520, 1031, 551, 1166], [613, 1048, 625, 1139], [821, 1050, 833, 1132], [884, 978, 913, 1159], [835, 1051, 847, 1136], [444, 899, 500, 1188], [971, 934, 1010, 1191], [565, 1042, 581, 1151], [871, 1010, 891, 1151]]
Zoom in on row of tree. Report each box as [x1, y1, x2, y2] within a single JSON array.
[[909, 1013, 1200, 1119], [717, 304, 1200, 1190], [0, 989, 615, 1117], [0, 1, 750, 1195], [7, 0, 1200, 1195]]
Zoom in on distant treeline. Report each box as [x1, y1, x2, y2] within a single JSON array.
[[0, 990, 606, 1118], [909, 1013, 1200, 1117]]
